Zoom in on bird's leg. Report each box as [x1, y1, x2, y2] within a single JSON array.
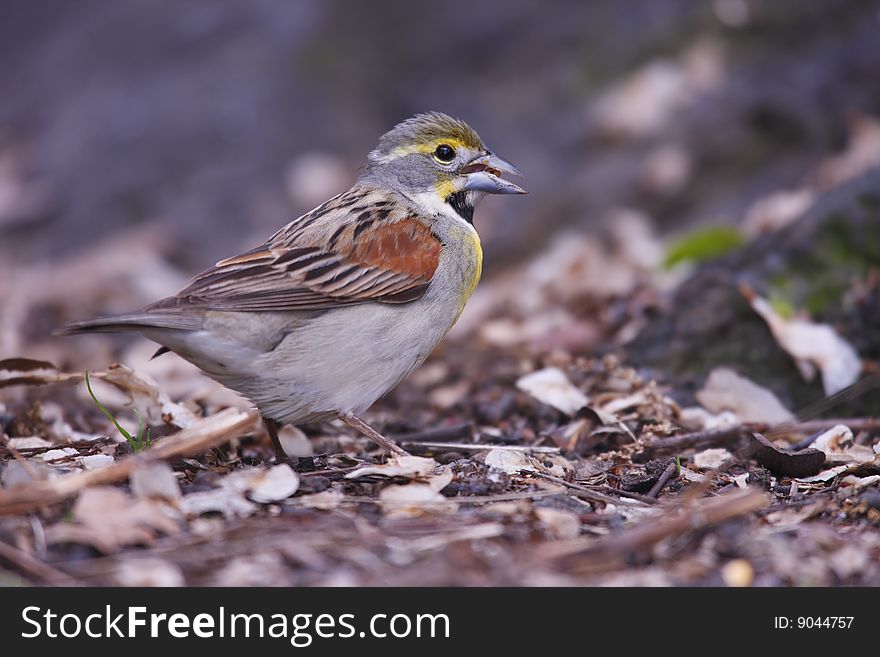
[[337, 413, 408, 456], [263, 417, 288, 463]]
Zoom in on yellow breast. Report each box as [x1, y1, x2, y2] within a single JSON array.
[[451, 225, 483, 319]]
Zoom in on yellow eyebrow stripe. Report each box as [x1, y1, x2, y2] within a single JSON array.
[[389, 138, 469, 158]]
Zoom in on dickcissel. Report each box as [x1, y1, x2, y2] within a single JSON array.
[[62, 113, 525, 458]]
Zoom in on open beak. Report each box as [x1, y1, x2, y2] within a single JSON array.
[[462, 152, 527, 195]]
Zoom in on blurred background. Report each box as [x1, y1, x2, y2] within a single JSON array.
[[2, 0, 880, 406], [2, 0, 877, 265]]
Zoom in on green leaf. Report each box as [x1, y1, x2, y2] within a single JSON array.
[[664, 225, 745, 268]]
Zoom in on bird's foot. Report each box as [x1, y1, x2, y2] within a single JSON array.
[[262, 416, 294, 465]]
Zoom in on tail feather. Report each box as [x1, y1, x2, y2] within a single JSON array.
[[56, 312, 203, 336]]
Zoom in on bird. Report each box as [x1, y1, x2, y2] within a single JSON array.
[[61, 112, 526, 460]]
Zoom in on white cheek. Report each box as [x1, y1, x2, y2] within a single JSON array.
[[411, 190, 472, 228]]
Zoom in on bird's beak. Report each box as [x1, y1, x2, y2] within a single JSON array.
[[462, 152, 527, 195]]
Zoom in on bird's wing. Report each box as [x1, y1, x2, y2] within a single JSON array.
[[148, 193, 441, 313]]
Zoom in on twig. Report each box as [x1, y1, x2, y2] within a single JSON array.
[[0, 408, 259, 517], [402, 441, 561, 454], [647, 460, 679, 498], [393, 423, 474, 444], [640, 426, 744, 455], [549, 489, 768, 562], [0, 433, 40, 480], [0, 539, 80, 586], [596, 485, 660, 505], [641, 418, 880, 456], [530, 472, 646, 506]]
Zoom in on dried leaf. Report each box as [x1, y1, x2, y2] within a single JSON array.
[[0, 358, 76, 388], [276, 425, 313, 458], [130, 462, 181, 502], [811, 425, 854, 456], [180, 465, 298, 517], [742, 287, 862, 395], [80, 454, 115, 470], [692, 448, 732, 470], [46, 486, 180, 552], [379, 469, 455, 517], [697, 368, 793, 424], [797, 465, 849, 483], [180, 488, 257, 519], [535, 508, 581, 539], [485, 448, 534, 474], [95, 364, 199, 429], [6, 436, 53, 449], [248, 464, 300, 503], [516, 367, 587, 416], [1, 460, 49, 488], [346, 455, 438, 480], [485, 448, 572, 477]]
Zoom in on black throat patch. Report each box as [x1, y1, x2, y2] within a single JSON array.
[[446, 191, 474, 224]]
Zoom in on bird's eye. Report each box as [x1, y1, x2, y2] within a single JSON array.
[[433, 144, 456, 163]]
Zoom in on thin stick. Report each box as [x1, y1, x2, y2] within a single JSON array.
[[642, 418, 880, 456], [402, 441, 561, 454], [530, 472, 648, 506], [596, 485, 660, 505], [550, 489, 767, 561], [0, 539, 80, 586], [647, 460, 679, 498], [0, 433, 39, 480]]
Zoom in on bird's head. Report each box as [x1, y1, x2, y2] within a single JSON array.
[[360, 112, 525, 224]]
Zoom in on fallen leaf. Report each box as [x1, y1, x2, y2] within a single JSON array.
[[94, 364, 199, 429], [180, 488, 257, 519], [516, 367, 587, 416], [6, 436, 53, 449], [248, 464, 300, 503], [1, 460, 50, 488], [696, 368, 793, 424], [841, 474, 880, 491], [276, 425, 313, 458], [693, 448, 733, 470], [345, 455, 438, 480], [742, 287, 862, 395], [811, 425, 853, 455], [46, 486, 180, 552], [130, 462, 181, 502], [80, 454, 115, 470], [0, 358, 76, 388], [680, 467, 708, 483], [535, 507, 581, 539], [294, 489, 344, 510], [379, 469, 455, 517], [38, 447, 79, 463], [796, 465, 848, 483], [485, 448, 534, 474], [180, 465, 298, 517]]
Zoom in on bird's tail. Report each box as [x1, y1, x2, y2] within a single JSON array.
[[56, 312, 202, 336]]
